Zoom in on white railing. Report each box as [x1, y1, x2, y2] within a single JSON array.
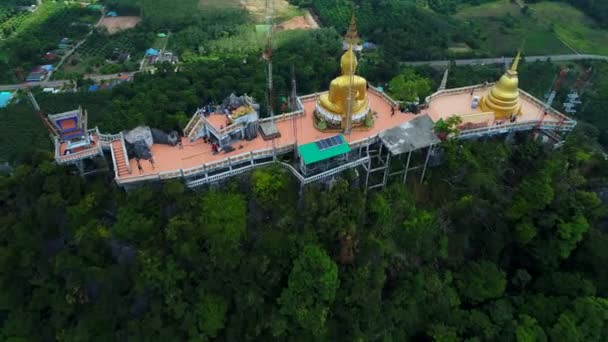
[[119, 132, 131, 174], [186, 161, 275, 188], [98, 132, 121, 143], [369, 86, 400, 108], [457, 118, 576, 138], [259, 109, 305, 124], [425, 84, 576, 127], [109, 140, 119, 180], [425, 83, 493, 104], [56, 147, 100, 164], [184, 110, 203, 136], [116, 174, 161, 185], [300, 157, 369, 184], [519, 89, 576, 125], [349, 136, 377, 149]]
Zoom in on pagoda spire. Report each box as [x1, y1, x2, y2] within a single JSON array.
[[345, 13, 360, 45], [509, 50, 521, 73]]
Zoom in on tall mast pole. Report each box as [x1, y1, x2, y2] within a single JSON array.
[[264, 0, 276, 158], [344, 13, 359, 135]]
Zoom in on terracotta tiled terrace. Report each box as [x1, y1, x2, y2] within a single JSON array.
[[427, 85, 563, 125], [119, 90, 416, 180], [116, 86, 572, 182]]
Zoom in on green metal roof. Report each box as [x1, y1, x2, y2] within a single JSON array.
[[298, 135, 351, 165]]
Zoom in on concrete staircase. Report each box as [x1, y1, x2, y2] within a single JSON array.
[[184, 111, 206, 141], [111, 140, 130, 177]]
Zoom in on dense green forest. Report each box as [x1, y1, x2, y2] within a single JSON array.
[[289, 0, 478, 61], [0, 1, 607, 340], [1, 124, 607, 340]]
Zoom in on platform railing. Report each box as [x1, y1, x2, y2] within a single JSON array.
[[56, 147, 100, 164], [368, 86, 400, 108], [425, 83, 494, 103], [119, 132, 131, 174], [457, 118, 576, 138], [184, 109, 203, 136], [109, 140, 119, 180], [349, 136, 378, 149]]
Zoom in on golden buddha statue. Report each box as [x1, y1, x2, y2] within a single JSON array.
[[479, 52, 523, 120], [316, 14, 369, 130]]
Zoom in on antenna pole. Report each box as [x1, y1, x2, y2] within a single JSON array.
[[264, 0, 277, 159]]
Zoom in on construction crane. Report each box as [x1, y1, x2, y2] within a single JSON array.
[[262, 0, 277, 157], [343, 13, 359, 135], [535, 67, 568, 134], [543, 67, 569, 110], [26, 88, 58, 136]]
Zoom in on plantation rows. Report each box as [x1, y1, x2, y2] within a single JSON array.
[[0, 6, 30, 39], [78, 28, 153, 61], [306, 0, 476, 61], [29, 7, 98, 46], [309, 0, 352, 31]]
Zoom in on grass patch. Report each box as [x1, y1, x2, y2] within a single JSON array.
[[456, 1, 608, 56], [530, 2, 608, 55], [199, 0, 302, 22], [448, 43, 473, 54], [456, 1, 570, 56]]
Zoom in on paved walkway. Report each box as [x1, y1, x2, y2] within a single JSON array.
[[0, 72, 138, 91], [2, 54, 607, 91]]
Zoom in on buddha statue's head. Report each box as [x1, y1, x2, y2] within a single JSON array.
[[340, 47, 358, 75]]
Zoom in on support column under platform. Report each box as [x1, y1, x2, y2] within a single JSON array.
[[370, 115, 441, 190]]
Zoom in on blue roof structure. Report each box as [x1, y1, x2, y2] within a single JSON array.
[[88, 85, 100, 92], [41, 64, 54, 72], [0, 92, 13, 108], [145, 48, 159, 56], [26, 72, 45, 82], [107, 11, 118, 17]]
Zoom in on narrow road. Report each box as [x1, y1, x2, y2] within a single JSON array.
[[47, 9, 106, 80], [402, 54, 608, 67], [2, 54, 606, 91], [0, 71, 138, 91]]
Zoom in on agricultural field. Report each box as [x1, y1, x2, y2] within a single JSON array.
[[0, 2, 102, 82], [455, 1, 608, 56], [455, 1, 570, 56], [199, 0, 302, 22], [56, 27, 153, 78], [0, 5, 30, 40], [530, 2, 608, 55]]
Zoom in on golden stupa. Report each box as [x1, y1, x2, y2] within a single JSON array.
[[479, 52, 523, 119], [317, 14, 369, 128]]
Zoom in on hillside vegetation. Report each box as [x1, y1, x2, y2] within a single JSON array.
[[1, 124, 607, 340]]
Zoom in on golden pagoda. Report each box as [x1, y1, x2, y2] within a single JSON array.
[[479, 52, 523, 120], [316, 14, 370, 130]]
